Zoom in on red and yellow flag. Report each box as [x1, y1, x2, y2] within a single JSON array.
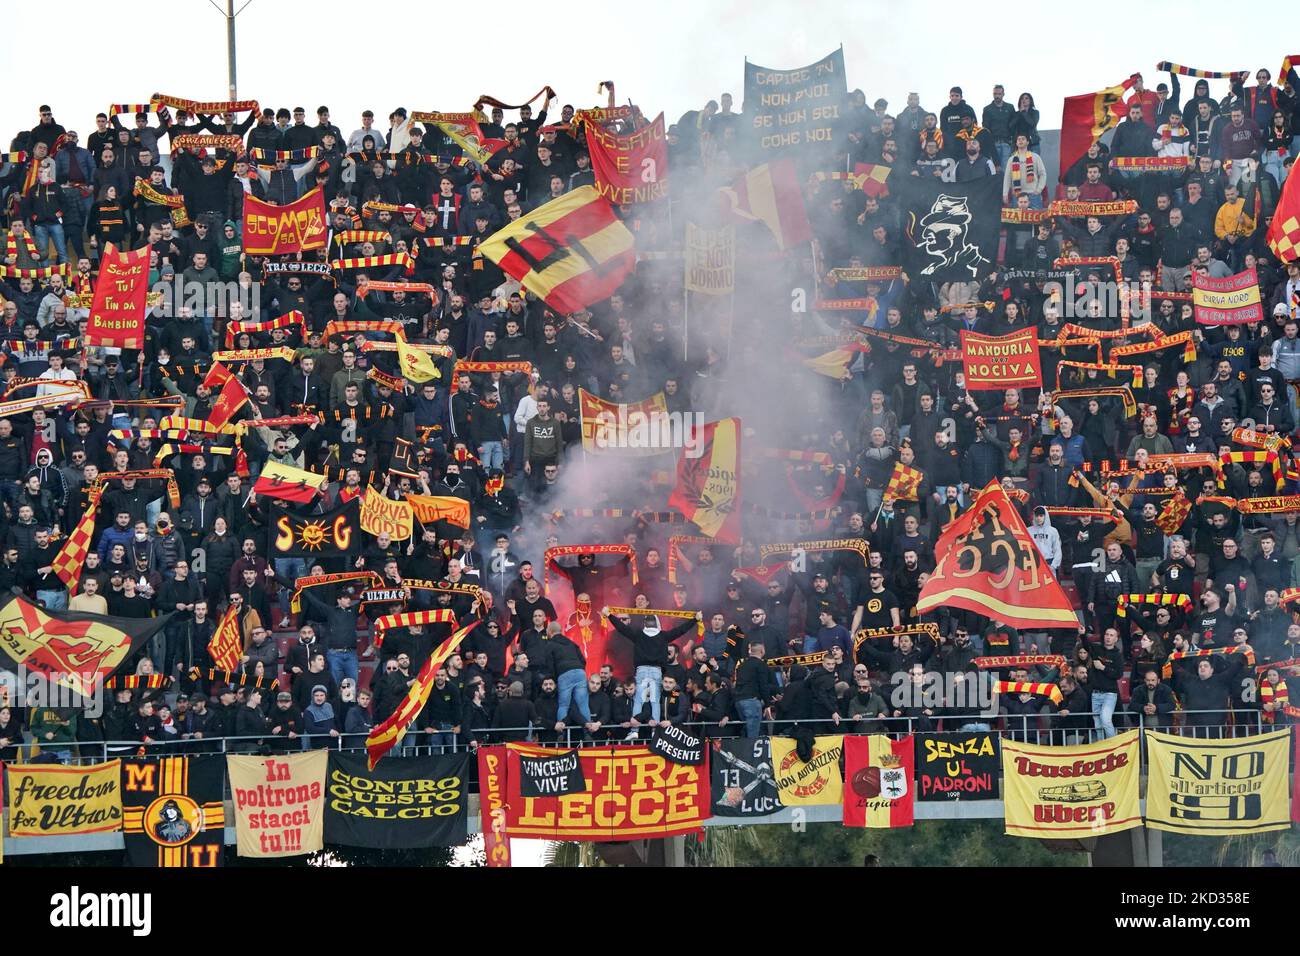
[[208, 374, 250, 429], [1267, 165, 1300, 264], [843, 735, 915, 828], [253, 460, 326, 503], [85, 244, 150, 348], [916, 481, 1079, 629], [207, 603, 242, 673], [242, 187, 327, 255], [366, 620, 479, 769], [479, 185, 636, 315], [883, 462, 924, 502], [407, 493, 470, 529], [668, 417, 742, 544], [1059, 75, 1136, 178], [717, 158, 812, 250], [52, 484, 102, 588]]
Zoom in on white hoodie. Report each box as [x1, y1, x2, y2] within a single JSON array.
[[1028, 511, 1061, 572]]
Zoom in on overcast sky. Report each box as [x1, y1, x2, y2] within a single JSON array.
[[2, 0, 1281, 146]]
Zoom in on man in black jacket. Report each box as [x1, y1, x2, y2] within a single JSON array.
[[417, 667, 463, 752], [605, 609, 701, 726], [733, 639, 778, 737], [302, 586, 361, 685], [528, 622, 600, 734], [1127, 670, 1177, 730]]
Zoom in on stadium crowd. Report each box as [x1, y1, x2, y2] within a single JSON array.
[[1, 63, 1300, 765]]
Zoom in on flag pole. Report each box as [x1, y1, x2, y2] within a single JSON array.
[[683, 286, 690, 363]]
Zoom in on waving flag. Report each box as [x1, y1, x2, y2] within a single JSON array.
[[253, 460, 326, 504], [366, 620, 479, 768], [1267, 164, 1300, 264], [0, 595, 170, 698], [479, 186, 636, 315], [668, 418, 742, 544], [917, 481, 1078, 630], [717, 159, 811, 250], [207, 604, 242, 673], [1059, 75, 1137, 178], [208, 374, 250, 429]]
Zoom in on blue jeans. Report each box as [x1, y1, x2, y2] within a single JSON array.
[[328, 649, 358, 686], [274, 557, 308, 616], [37, 589, 68, 611], [33, 223, 68, 264], [1091, 690, 1118, 739], [632, 665, 662, 722], [995, 141, 1013, 170], [555, 668, 592, 726], [478, 441, 504, 471], [737, 697, 763, 738]]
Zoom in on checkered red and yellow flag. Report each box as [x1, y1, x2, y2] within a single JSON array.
[[1268, 167, 1300, 264], [52, 484, 103, 588], [883, 462, 924, 502]]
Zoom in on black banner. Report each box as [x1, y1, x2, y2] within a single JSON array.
[[899, 176, 1001, 284], [120, 756, 226, 867], [324, 752, 468, 848], [743, 48, 846, 154], [916, 732, 1000, 801], [650, 724, 704, 765], [271, 499, 361, 557], [517, 749, 586, 798], [710, 737, 781, 817]]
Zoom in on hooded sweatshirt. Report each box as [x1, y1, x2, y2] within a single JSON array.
[[1028, 511, 1062, 572]]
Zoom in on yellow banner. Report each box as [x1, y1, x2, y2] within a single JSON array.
[[684, 223, 735, 295], [1001, 730, 1141, 838], [769, 735, 844, 806], [360, 486, 414, 540], [227, 751, 328, 857], [1144, 729, 1291, 835], [7, 760, 123, 836]]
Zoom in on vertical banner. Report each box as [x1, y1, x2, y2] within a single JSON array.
[[960, 327, 1043, 389], [6, 761, 123, 836], [477, 745, 512, 867], [585, 111, 668, 204], [743, 48, 847, 153], [242, 187, 328, 255], [916, 732, 1000, 801], [769, 735, 844, 806], [710, 737, 781, 817], [324, 753, 468, 848], [1000, 730, 1141, 839], [85, 244, 150, 348], [668, 417, 743, 543], [843, 735, 915, 828], [1191, 267, 1265, 326], [684, 223, 735, 295], [227, 751, 328, 858], [120, 756, 225, 867], [1144, 729, 1291, 835]]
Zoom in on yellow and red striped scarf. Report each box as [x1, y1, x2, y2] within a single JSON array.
[[1115, 593, 1193, 617], [995, 681, 1064, 705]]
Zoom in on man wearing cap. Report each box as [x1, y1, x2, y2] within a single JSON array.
[[268, 690, 304, 752], [300, 585, 362, 685]]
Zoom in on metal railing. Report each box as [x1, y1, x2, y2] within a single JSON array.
[[10, 708, 1278, 766]]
